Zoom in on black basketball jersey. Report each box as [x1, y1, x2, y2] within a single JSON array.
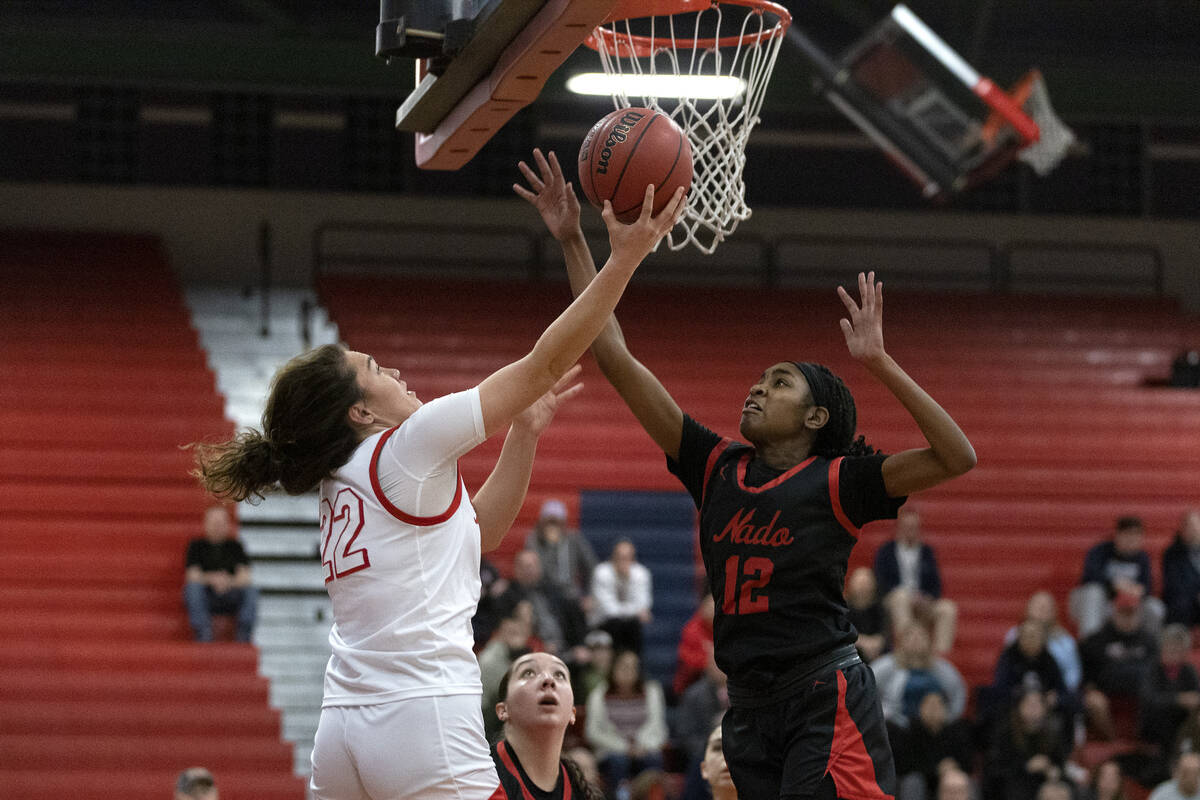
[[667, 414, 905, 698], [490, 740, 573, 800]]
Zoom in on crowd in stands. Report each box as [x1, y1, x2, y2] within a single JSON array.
[[457, 502, 1200, 800], [179, 498, 1200, 799]]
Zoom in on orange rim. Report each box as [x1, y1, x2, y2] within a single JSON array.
[[583, 0, 791, 57]]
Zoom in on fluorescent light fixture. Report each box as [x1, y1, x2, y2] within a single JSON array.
[[890, 5, 978, 87], [566, 72, 746, 100]]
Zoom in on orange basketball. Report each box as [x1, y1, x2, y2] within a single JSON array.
[[578, 107, 692, 224]]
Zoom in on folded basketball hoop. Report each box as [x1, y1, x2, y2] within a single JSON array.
[[584, 0, 791, 254], [792, 4, 1076, 200]]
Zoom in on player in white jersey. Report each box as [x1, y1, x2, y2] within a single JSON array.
[[192, 152, 686, 800]]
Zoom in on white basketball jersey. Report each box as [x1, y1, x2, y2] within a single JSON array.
[[318, 388, 487, 707]]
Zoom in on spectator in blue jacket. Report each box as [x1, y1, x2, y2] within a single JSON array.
[[1163, 510, 1200, 627], [1070, 516, 1164, 638], [875, 505, 957, 654]]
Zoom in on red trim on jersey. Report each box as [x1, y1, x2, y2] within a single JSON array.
[[369, 426, 463, 526], [496, 741, 572, 800], [825, 670, 893, 800], [700, 437, 737, 508], [734, 452, 816, 493], [827, 457, 859, 534]]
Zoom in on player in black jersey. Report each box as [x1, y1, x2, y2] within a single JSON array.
[[489, 651, 603, 800], [515, 150, 977, 800]]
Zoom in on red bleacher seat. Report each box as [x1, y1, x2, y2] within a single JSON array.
[[0, 231, 304, 800]]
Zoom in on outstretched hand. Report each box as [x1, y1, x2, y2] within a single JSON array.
[[838, 271, 887, 364], [602, 184, 687, 267], [513, 148, 581, 242], [512, 364, 584, 436]]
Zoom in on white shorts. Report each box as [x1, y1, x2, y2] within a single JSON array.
[[310, 694, 499, 800]]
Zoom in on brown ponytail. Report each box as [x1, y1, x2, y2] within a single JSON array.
[[191, 344, 364, 501]]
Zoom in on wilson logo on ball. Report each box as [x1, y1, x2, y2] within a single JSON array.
[[596, 110, 646, 175]]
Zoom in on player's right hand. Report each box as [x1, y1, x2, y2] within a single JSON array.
[[602, 184, 686, 268]]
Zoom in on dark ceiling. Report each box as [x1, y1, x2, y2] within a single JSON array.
[[2, 0, 1199, 123]]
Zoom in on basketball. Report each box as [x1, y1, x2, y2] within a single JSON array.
[[578, 107, 692, 224]]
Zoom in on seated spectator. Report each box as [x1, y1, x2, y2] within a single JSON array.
[[874, 506, 957, 654], [1169, 349, 1200, 388], [675, 651, 730, 800], [700, 724, 737, 800], [1004, 590, 1082, 695], [847, 566, 890, 663], [591, 539, 653, 655], [871, 621, 967, 730], [1149, 753, 1200, 800], [479, 603, 535, 740], [497, 550, 589, 663], [525, 498, 598, 613], [1037, 781, 1075, 800], [1070, 515, 1165, 638], [990, 620, 1077, 751], [1082, 760, 1129, 800], [473, 555, 510, 648], [890, 690, 975, 800], [174, 766, 218, 800], [937, 768, 973, 800], [183, 505, 258, 643], [585, 650, 668, 799], [1141, 625, 1200, 762], [1163, 510, 1200, 627], [984, 687, 1070, 800], [673, 593, 715, 698], [1080, 588, 1159, 740]]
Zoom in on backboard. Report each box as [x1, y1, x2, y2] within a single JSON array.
[[379, 0, 619, 170], [788, 4, 1071, 200]]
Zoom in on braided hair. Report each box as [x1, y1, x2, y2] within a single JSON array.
[[791, 361, 877, 458]]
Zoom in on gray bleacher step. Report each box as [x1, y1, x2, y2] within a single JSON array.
[[242, 527, 320, 559], [258, 594, 331, 621], [294, 741, 314, 777], [198, 329, 314, 352], [255, 562, 326, 592], [240, 493, 319, 523], [260, 651, 330, 680], [270, 677, 326, 710], [282, 711, 321, 743], [255, 619, 332, 648]]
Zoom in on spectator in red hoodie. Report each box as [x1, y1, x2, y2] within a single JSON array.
[[674, 593, 715, 698]]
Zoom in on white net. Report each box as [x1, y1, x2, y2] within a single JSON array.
[[1017, 72, 1077, 176], [592, 4, 787, 254]]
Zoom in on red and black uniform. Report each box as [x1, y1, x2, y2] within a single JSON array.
[[668, 414, 905, 799], [489, 740, 574, 800]]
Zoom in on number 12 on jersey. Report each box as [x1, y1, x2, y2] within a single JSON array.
[[722, 554, 773, 615]]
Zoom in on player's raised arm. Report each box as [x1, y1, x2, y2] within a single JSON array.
[[514, 148, 686, 461], [837, 271, 977, 497], [472, 367, 583, 552], [479, 153, 685, 439]]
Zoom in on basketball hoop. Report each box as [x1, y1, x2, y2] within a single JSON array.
[[1011, 70, 1076, 176], [583, 0, 791, 254]]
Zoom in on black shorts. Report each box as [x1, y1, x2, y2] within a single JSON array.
[[722, 661, 895, 800]]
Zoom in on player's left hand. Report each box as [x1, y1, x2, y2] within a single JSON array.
[[513, 148, 581, 242], [513, 364, 583, 435], [838, 271, 887, 364]]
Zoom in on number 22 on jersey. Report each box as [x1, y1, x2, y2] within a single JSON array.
[[723, 554, 773, 614], [321, 488, 371, 583]]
